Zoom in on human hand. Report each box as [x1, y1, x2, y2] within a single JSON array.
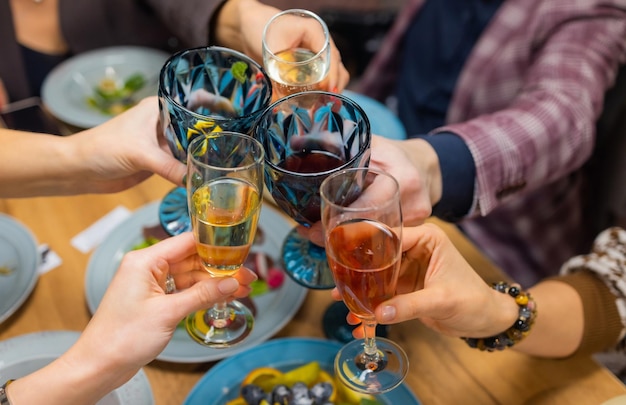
[[77, 232, 256, 378], [298, 135, 442, 246], [335, 223, 518, 340], [73, 96, 186, 193], [369, 136, 442, 226], [6, 232, 257, 404], [217, 0, 350, 93]]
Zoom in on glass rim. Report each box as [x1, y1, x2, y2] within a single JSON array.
[[320, 167, 401, 213], [187, 131, 265, 171], [262, 9, 330, 65], [259, 91, 371, 178], [159, 45, 273, 122]]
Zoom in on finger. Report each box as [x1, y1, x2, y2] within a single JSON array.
[[167, 277, 241, 319], [296, 223, 324, 247], [142, 232, 197, 262]]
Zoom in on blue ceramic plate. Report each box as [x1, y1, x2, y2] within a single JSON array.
[[343, 90, 406, 140], [183, 337, 421, 404]]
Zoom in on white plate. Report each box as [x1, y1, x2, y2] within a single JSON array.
[[41, 46, 170, 128], [85, 201, 308, 363], [0, 330, 154, 405], [0, 214, 39, 325]]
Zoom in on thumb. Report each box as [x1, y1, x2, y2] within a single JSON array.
[[376, 287, 449, 325], [149, 150, 187, 186], [167, 277, 240, 319]]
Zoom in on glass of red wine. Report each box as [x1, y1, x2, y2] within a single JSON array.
[[252, 91, 371, 289], [158, 46, 273, 236], [320, 167, 409, 394]]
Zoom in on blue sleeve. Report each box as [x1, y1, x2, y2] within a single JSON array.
[[416, 132, 475, 222]]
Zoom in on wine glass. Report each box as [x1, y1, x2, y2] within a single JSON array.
[[320, 167, 409, 394], [262, 8, 331, 101], [185, 132, 265, 348], [252, 91, 371, 289], [158, 46, 272, 235]]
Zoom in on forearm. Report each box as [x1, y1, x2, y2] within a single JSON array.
[[6, 341, 136, 405], [0, 129, 85, 197], [512, 280, 584, 357]]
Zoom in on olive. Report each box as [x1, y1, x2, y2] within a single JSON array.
[[309, 382, 333, 402], [241, 384, 266, 405], [271, 384, 292, 404]]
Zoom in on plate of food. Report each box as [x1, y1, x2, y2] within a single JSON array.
[[41, 46, 170, 128], [0, 214, 39, 325], [183, 337, 421, 405], [0, 331, 154, 404], [85, 201, 308, 363]]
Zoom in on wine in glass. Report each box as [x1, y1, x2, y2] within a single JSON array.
[[252, 91, 371, 289], [185, 132, 265, 347], [262, 8, 331, 100], [158, 46, 272, 236], [320, 167, 409, 394]]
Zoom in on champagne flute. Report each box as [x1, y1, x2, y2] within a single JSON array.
[[262, 8, 331, 101], [320, 167, 409, 394], [185, 132, 265, 348]]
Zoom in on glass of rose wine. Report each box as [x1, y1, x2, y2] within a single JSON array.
[[185, 132, 265, 348], [252, 91, 371, 289], [158, 46, 272, 236], [262, 9, 331, 101], [320, 167, 409, 394]]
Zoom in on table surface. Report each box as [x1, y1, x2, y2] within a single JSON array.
[[1, 175, 625, 405]]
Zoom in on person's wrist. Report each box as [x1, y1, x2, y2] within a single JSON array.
[[462, 281, 537, 351], [402, 138, 442, 205]]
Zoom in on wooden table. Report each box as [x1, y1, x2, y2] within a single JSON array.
[[1, 175, 625, 405]]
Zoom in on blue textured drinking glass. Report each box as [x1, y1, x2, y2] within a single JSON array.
[[158, 46, 272, 235], [252, 91, 371, 289]]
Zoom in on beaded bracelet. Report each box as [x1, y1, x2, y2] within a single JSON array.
[[0, 379, 14, 405], [462, 281, 537, 351]]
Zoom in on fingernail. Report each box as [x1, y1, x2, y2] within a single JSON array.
[[380, 306, 396, 322], [331, 86, 339, 93], [218, 278, 239, 294]]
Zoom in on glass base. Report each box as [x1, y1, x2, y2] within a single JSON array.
[[159, 187, 191, 236], [335, 337, 409, 394], [323, 301, 389, 343], [185, 300, 254, 348], [282, 227, 335, 289]]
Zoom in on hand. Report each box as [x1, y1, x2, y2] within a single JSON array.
[[216, 0, 350, 93], [6, 232, 257, 404], [369, 136, 442, 226], [72, 96, 186, 193], [334, 223, 518, 339], [297, 135, 443, 247]]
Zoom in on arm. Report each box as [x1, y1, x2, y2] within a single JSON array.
[[5, 232, 257, 404], [0, 97, 186, 198], [349, 223, 623, 358], [147, 0, 349, 92]]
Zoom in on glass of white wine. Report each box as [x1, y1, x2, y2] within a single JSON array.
[[185, 131, 265, 348], [262, 9, 331, 101]]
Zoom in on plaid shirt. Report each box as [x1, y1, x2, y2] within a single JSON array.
[[358, 0, 626, 286]]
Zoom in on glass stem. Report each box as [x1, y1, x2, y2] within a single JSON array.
[[362, 320, 379, 358], [210, 300, 229, 321]]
